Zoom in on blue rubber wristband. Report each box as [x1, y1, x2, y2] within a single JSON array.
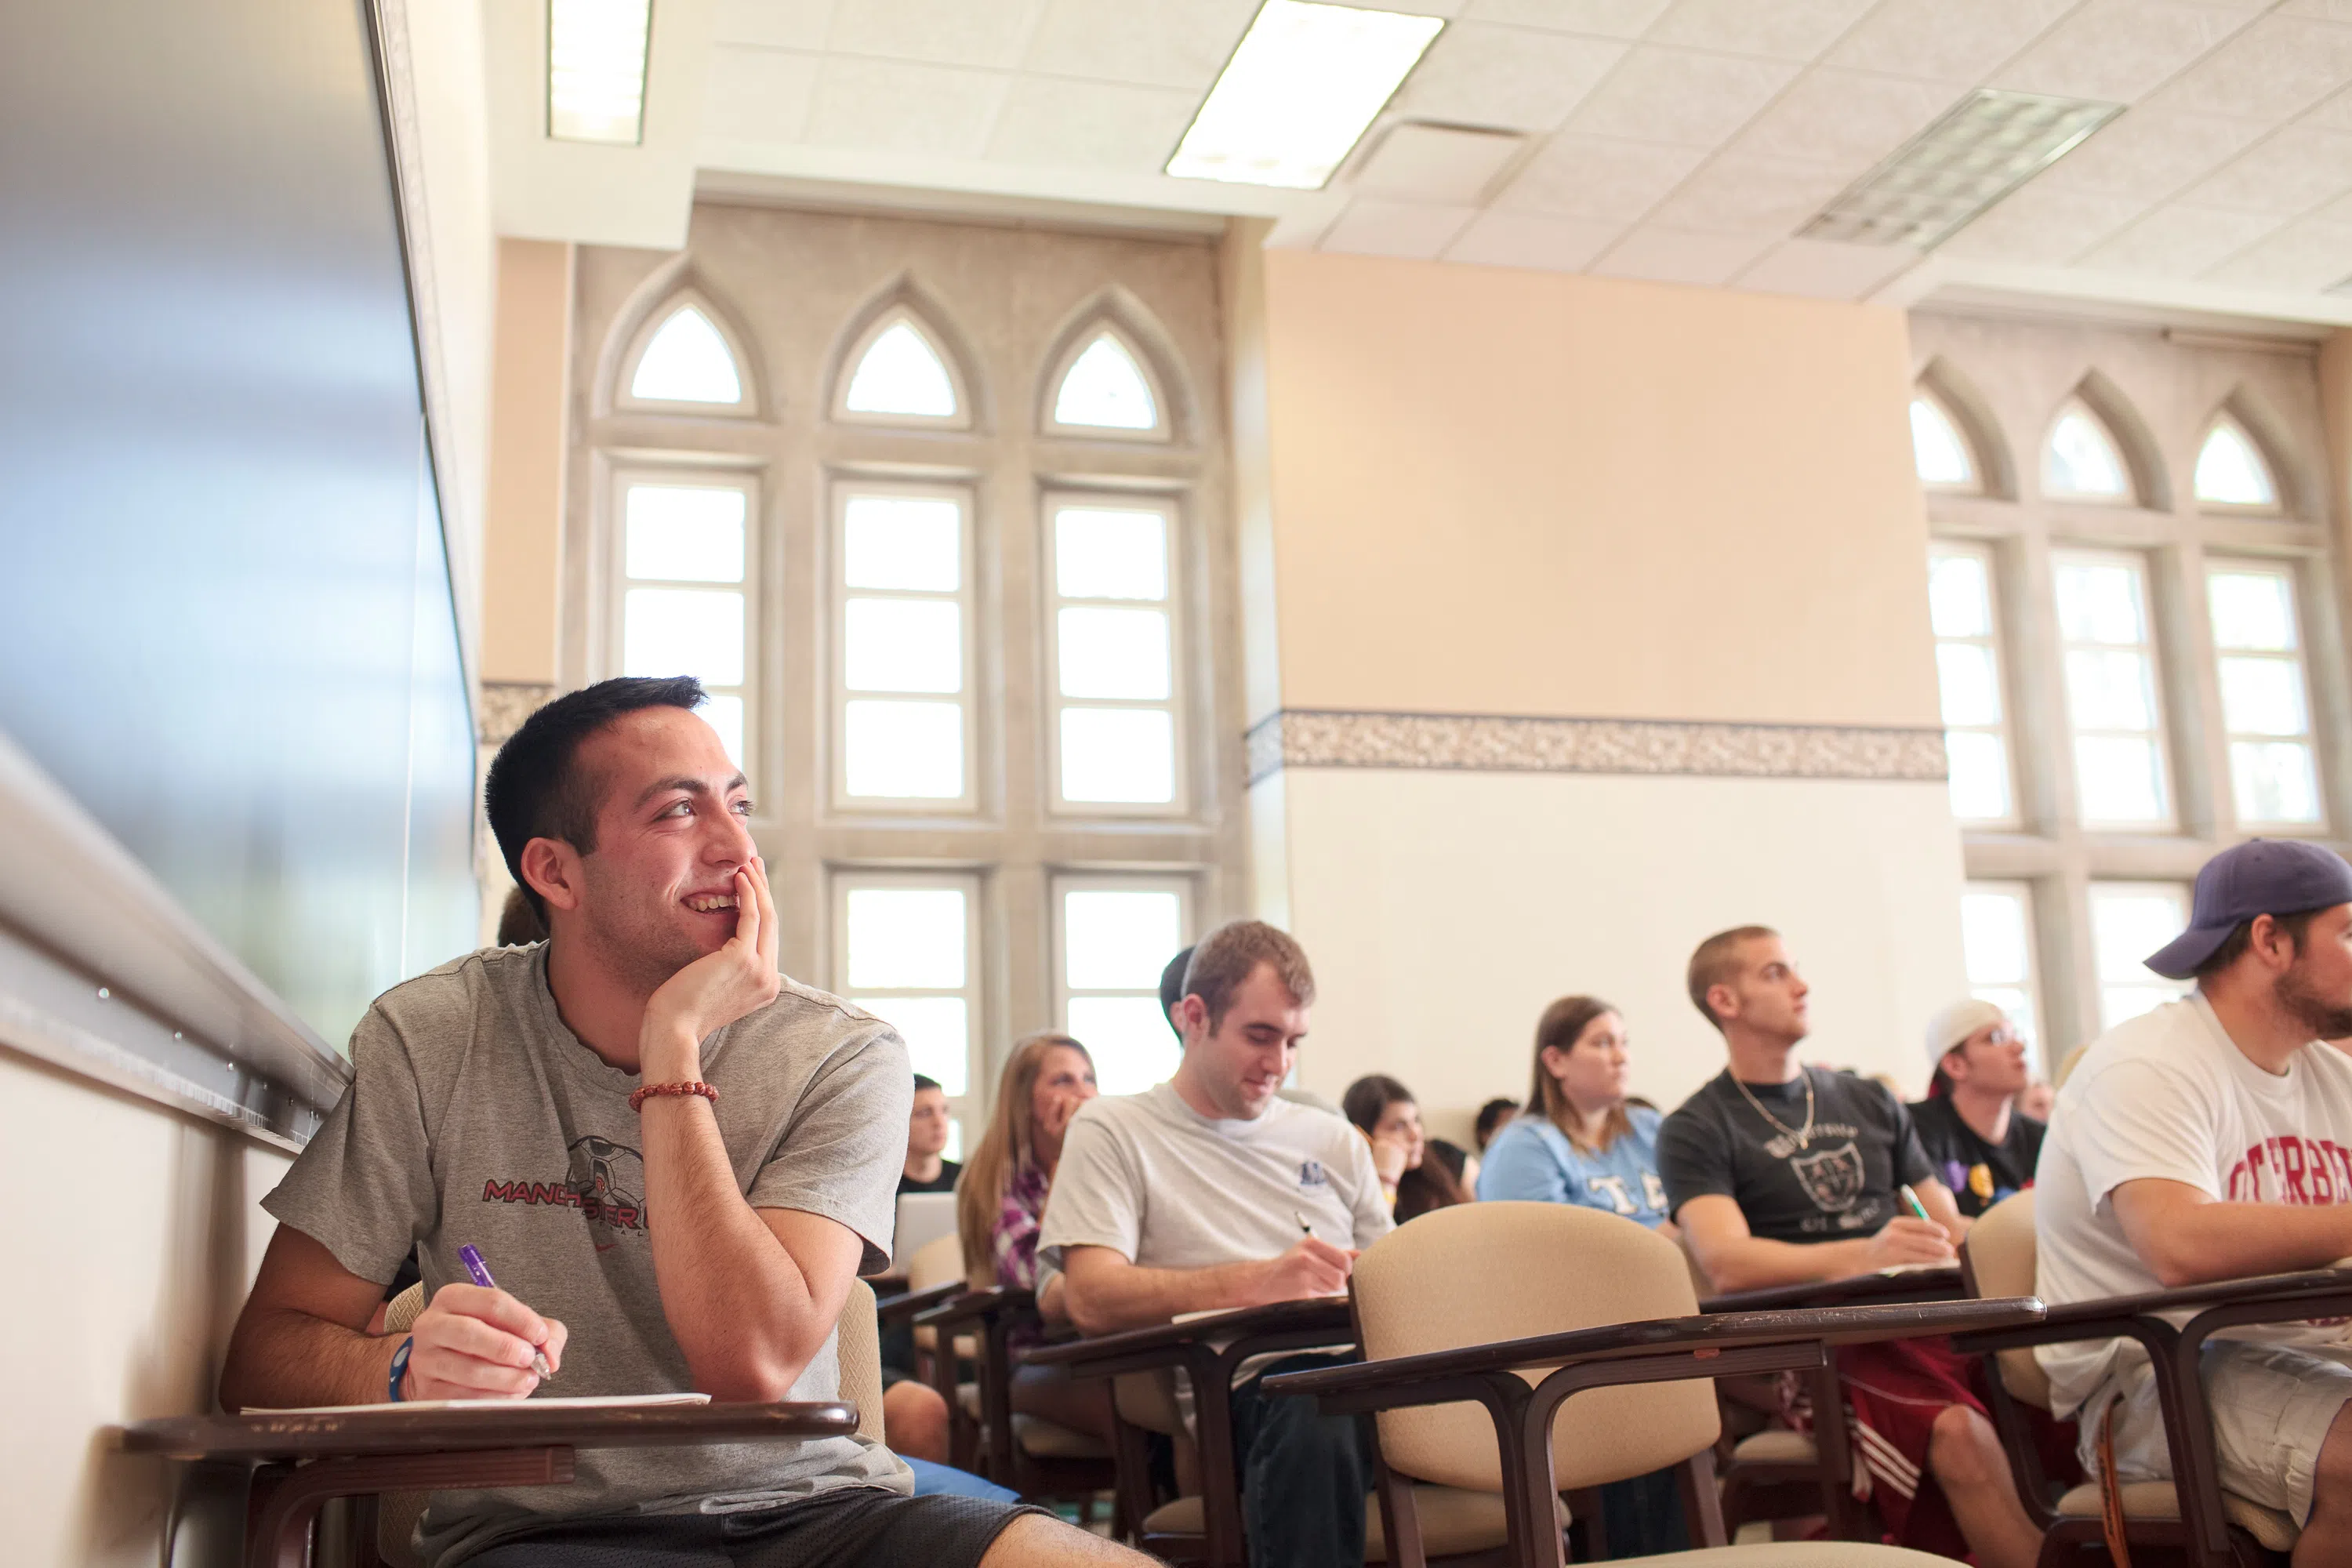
[[388, 1335, 414, 1403]]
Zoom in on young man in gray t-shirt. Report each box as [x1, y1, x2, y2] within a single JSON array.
[[220, 677, 1142, 1568], [1042, 919, 1392, 1568]]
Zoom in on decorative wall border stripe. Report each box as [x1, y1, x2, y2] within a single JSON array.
[[479, 681, 558, 747], [1245, 710, 1948, 786]]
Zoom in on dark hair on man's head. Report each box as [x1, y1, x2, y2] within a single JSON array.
[[1686, 925, 1780, 1030], [2194, 907, 2324, 981], [1181, 920, 1315, 1033], [1160, 946, 1196, 1037], [1473, 1097, 1519, 1151], [913, 1073, 943, 1094], [484, 676, 710, 920]]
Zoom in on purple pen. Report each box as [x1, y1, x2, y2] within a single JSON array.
[[458, 1244, 555, 1381]]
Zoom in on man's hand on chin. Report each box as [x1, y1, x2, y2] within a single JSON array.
[[642, 856, 782, 1077]]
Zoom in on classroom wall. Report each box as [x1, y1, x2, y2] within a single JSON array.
[[1238, 251, 1965, 1131], [481, 238, 575, 687]]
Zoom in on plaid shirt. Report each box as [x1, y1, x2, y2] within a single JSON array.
[[991, 1163, 1051, 1290]]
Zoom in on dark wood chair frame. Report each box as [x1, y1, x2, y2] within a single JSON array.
[[1260, 1295, 2046, 1568], [116, 1402, 860, 1568], [1023, 1296, 1357, 1566], [1951, 1262, 2352, 1568], [1697, 1265, 1966, 1544]]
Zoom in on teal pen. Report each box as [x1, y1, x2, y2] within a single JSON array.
[[1898, 1184, 1933, 1221], [459, 1243, 555, 1381]]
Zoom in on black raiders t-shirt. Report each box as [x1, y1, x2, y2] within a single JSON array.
[[1658, 1065, 1933, 1243], [1906, 1095, 2043, 1219]]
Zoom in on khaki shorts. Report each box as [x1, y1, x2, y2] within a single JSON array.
[[2080, 1338, 2352, 1526]]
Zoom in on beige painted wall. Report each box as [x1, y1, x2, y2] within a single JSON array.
[[1255, 250, 1940, 728], [1280, 768, 1969, 1144], [480, 238, 574, 686], [0, 1053, 286, 1568]]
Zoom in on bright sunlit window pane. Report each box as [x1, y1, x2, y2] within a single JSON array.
[[1947, 732, 2013, 821], [2055, 552, 2169, 827], [853, 996, 971, 1095], [845, 320, 957, 419], [1057, 509, 1169, 600], [2209, 571, 2296, 652], [1911, 395, 1975, 489], [1058, 608, 1171, 701], [2195, 419, 2276, 509], [2089, 883, 2191, 1029], [629, 307, 741, 403], [1062, 708, 1175, 803], [1927, 543, 2015, 825], [1960, 883, 2041, 1058], [2208, 562, 2321, 827], [1936, 644, 2002, 727], [1065, 890, 1184, 990], [1054, 335, 1159, 431], [2045, 401, 2129, 501], [1069, 996, 1179, 1095], [700, 694, 745, 768], [626, 485, 746, 582], [549, 0, 650, 144], [2232, 743, 2321, 824], [844, 496, 960, 592], [846, 887, 967, 989], [622, 587, 745, 686], [845, 599, 963, 694], [845, 700, 964, 798], [2218, 658, 2308, 736], [1928, 552, 1992, 639]]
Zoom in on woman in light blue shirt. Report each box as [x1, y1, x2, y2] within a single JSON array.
[[1476, 995, 1675, 1237]]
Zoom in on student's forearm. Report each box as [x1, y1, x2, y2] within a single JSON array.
[[220, 1305, 400, 1412], [1698, 1234, 1874, 1294], [1064, 1258, 1269, 1335], [2125, 1198, 2352, 1289], [640, 1094, 827, 1400]]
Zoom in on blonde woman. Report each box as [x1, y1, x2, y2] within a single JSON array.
[[1476, 995, 1674, 1237], [955, 1032, 1112, 1440]]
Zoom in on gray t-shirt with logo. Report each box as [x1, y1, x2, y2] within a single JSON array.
[[262, 943, 913, 1566], [1039, 1083, 1394, 1275]]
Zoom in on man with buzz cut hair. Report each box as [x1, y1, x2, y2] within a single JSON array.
[[2038, 839, 2352, 1564], [220, 676, 1144, 1568], [1658, 924, 2053, 1568], [1041, 918, 1392, 1568]]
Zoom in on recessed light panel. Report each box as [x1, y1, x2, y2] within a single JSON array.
[[1166, 2, 1445, 191], [548, 0, 652, 146], [1799, 90, 2122, 250]]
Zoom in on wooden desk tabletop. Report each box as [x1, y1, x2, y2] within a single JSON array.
[[1022, 1296, 1354, 1373], [1700, 1265, 1965, 1315], [116, 1401, 859, 1461]]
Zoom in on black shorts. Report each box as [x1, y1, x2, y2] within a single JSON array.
[[462, 1487, 1047, 1568]]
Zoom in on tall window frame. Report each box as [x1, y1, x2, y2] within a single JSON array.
[[2206, 557, 2325, 833], [1959, 880, 2046, 1069], [2052, 547, 2175, 832], [607, 466, 760, 775], [615, 293, 757, 417], [831, 867, 984, 1145], [1927, 539, 2019, 828], [1043, 490, 1189, 818], [1051, 872, 1194, 1098]]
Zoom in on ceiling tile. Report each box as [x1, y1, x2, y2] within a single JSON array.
[[985, 77, 1197, 170], [713, 0, 837, 51], [1735, 68, 1959, 168], [2285, 0, 2352, 17], [1354, 123, 1530, 201], [1643, 152, 1851, 234], [1827, 0, 2084, 84], [2201, 216, 2352, 288], [805, 58, 1011, 153], [1319, 199, 1479, 258], [704, 47, 822, 143], [1935, 181, 2146, 263], [2140, 13, 2352, 122], [1019, 0, 1258, 90], [2173, 126, 2352, 215], [1443, 209, 1626, 267], [1492, 132, 1709, 217], [1644, 0, 1880, 61], [1461, 0, 1671, 36], [2078, 203, 2285, 274], [1590, 225, 1779, 285], [1395, 24, 1628, 131], [1563, 47, 1800, 147], [2023, 109, 2267, 206], [1735, 237, 1922, 297], [2310, 86, 2352, 129], [1991, 0, 2256, 103], [825, 0, 1045, 70]]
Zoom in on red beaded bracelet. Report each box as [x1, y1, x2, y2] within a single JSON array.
[[630, 1080, 719, 1113]]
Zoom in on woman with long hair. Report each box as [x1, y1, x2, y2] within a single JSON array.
[[1341, 1075, 1472, 1222], [1476, 996, 1674, 1237], [954, 1031, 1112, 1440]]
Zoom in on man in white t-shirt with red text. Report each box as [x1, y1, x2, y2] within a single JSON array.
[[2038, 838, 2352, 1564]]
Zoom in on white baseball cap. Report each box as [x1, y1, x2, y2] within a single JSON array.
[[1925, 998, 2008, 1071]]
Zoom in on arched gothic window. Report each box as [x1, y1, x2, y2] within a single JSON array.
[[1910, 390, 1977, 492], [1045, 326, 1167, 438], [2194, 415, 2278, 510], [622, 301, 750, 410], [837, 309, 967, 426], [2042, 399, 2131, 503]]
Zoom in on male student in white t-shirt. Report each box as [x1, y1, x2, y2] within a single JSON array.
[[2038, 837, 2352, 1563], [1040, 919, 1392, 1568]]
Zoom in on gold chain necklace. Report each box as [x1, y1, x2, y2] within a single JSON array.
[[1732, 1069, 1816, 1149]]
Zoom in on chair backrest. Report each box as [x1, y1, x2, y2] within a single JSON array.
[[1351, 1202, 1719, 1494], [837, 1278, 887, 1443], [1961, 1190, 2051, 1410], [907, 1232, 964, 1293]]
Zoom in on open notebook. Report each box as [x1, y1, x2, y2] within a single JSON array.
[[247, 1392, 711, 1415]]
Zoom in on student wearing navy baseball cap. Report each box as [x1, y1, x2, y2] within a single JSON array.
[[2034, 838, 2352, 1553]]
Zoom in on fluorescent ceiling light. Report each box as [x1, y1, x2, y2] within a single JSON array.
[[548, 0, 652, 146], [1166, 2, 1444, 191], [1799, 89, 2122, 250]]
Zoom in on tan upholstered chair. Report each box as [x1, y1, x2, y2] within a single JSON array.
[[1281, 1202, 1998, 1567], [1960, 1192, 2299, 1566]]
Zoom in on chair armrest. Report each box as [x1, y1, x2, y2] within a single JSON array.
[[914, 1286, 1036, 1334], [1951, 1267, 2352, 1356], [114, 1401, 862, 1462], [875, 1279, 965, 1327], [1699, 1266, 1964, 1315], [1020, 1296, 1353, 1379]]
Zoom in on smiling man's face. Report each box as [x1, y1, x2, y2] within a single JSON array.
[[564, 706, 756, 992]]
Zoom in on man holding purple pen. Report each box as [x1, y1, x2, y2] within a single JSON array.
[[218, 677, 1142, 1568]]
